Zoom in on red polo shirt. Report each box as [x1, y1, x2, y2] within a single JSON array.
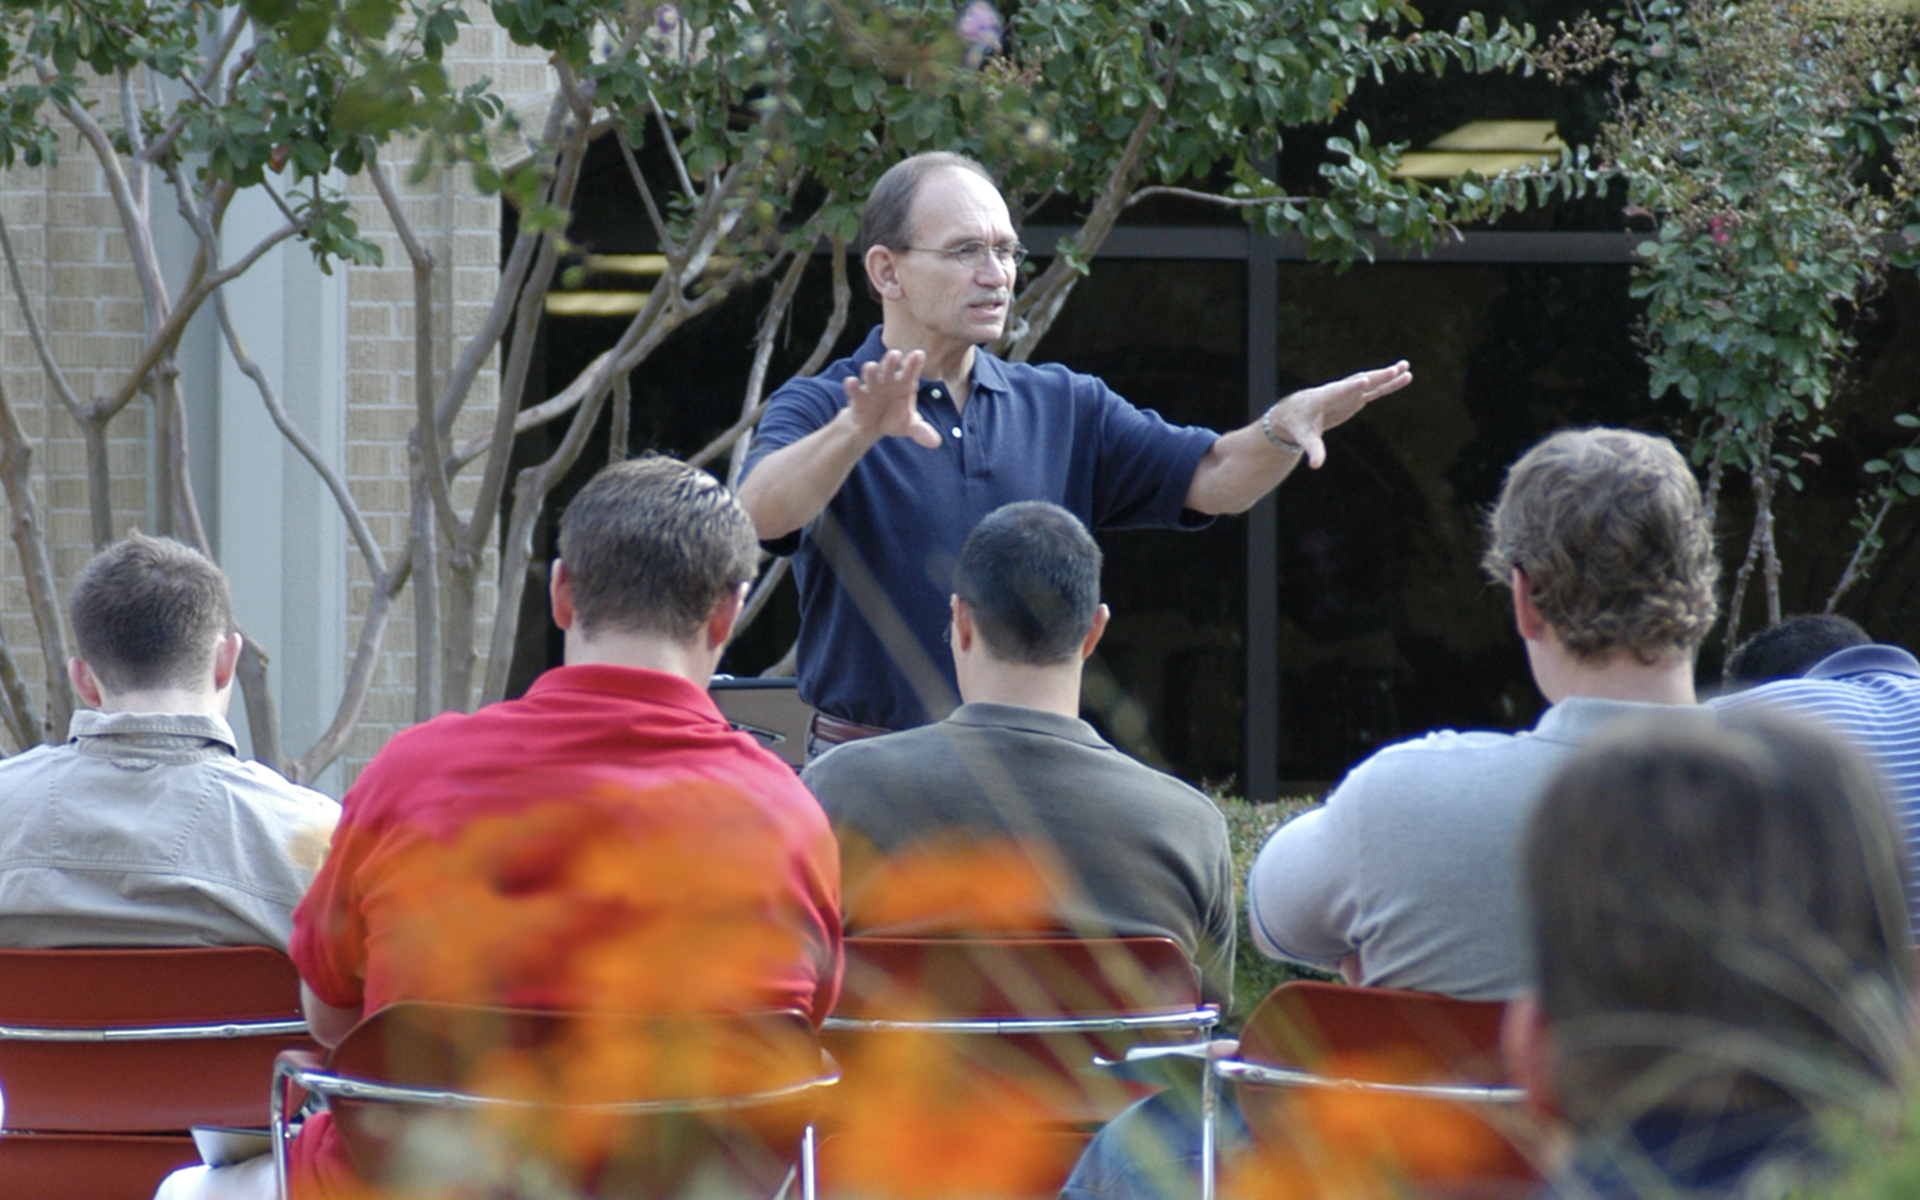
[[287, 664, 842, 1195]]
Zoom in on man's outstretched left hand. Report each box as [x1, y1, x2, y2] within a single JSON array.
[[1269, 360, 1413, 469]]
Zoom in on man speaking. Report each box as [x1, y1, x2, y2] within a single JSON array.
[[739, 151, 1411, 753]]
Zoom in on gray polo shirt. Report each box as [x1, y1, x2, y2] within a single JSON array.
[[1248, 697, 1708, 1000]]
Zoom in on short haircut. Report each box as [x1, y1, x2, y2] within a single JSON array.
[[1524, 711, 1913, 1132], [69, 532, 234, 693], [1480, 428, 1718, 662], [952, 502, 1101, 667], [857, 151, 999, 300], [556, 454, 758, 642], [1724, 614, 1870, 689]]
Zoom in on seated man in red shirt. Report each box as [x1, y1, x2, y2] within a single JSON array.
[[158, 454, 842, 1200]]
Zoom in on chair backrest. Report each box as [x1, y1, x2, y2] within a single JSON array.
[[1227, 982, 1538, 1196], [831, 935, 1209, 1023], [1237, 980, 1510, 1083], [819, 936, 1217, 1198], [0, 945, 313, 1131], [308, 1002, 831, 1195]]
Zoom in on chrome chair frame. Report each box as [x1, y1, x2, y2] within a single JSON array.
[[270, 1010, 838, 1200]]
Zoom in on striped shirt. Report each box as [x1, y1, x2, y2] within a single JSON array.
[[1713, 644, 1920, 923]]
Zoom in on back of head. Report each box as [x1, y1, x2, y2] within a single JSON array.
[[1482, 427, 1718, 663], [1523, 711, 1914, 1132], [953, 502, 1101, 666], [69, 532, 234, 693], [1724, 614, 1871, 689], [556, 454, 758, 642]]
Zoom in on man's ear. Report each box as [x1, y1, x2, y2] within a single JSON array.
[[866, 244, 905, 301], [1081, 603, 1111, 659], [549, 559, 575, 631], [707, 582, 749, 650], [951, 595, 975, 652], [1511, 569, 1549, 642], [68, 657, 103, 709], [1502, 991, 1564, 1124], [212, 631, 244, 691]]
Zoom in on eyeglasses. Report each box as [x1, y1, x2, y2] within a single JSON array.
[[900, 240, 1029, 270]]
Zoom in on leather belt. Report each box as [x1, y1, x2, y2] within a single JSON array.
[[808, 711, 893, 748]]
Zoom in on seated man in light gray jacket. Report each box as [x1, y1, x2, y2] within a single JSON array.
[[0, 532, 337, 950]]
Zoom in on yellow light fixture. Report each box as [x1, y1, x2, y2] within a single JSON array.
[[545, 291, 652, 317], [583, 254, 669, 276], [1392, 120, 1565, 179]]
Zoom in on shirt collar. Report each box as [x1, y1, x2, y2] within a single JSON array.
[[854, 324, 1011, 400], [527, 662, 729, 725], [966, 345, 1010, 397], [1532, 696, 1708, 745], [943, 701, 1107, 747], [1804, 643, 1920, 680], [67, 709, 239, 752]]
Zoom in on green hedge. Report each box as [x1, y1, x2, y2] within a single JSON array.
[[1212, 791, 1335, 1026]]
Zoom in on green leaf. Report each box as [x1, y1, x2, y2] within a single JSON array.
[[343, 0, 401, 38]]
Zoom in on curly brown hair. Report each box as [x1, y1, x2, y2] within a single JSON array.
[[1480, 428, 1718, 662]]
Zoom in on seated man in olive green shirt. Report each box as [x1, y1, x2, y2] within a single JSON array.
[[801, 501, 1234, 1007]]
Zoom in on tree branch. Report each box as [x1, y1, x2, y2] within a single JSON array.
[[285, 553, 409, 784], [608, 368, 630, 464], [96, 213, 302, 421], [49, 83, 169, 327], [365, 146, 460, 545], [1123, 185, 1315, 209], [480, 374, 616, 703], [0, 210, 86, 422], [453, 112, 594, 563], [0, 371, 69, 742], [212, 290, 388, 574], [692, 214, 824, 476], [614, 123, 675, 255], [448, 349, 611, 471], [234, 635, 282, 771], [1003, 102, 1164, 362]]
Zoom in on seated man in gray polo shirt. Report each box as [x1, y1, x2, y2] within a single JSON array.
[[0, 533, 338, 950], [801, 501, 1234, 1007], [1064, 428, 1724, 1200], [1248, 427, 1719, 999]]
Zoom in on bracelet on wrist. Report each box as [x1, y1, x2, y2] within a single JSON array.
[[1260, 406, 1305, 456]]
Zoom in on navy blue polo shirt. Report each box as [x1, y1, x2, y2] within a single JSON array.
[[742, 326, 1218, 730]]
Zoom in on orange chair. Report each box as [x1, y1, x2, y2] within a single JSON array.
[[1215, 981, 1542, 1200], [0, 946, 316, 1200], [271, 1002, 837, 1200], [819, 936, 1219, 1199]]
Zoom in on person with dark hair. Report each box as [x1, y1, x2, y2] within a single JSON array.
[[1247, 427, 1719, 998], [1714, 632, 1920, 928], [1509, 710, 1913, 1197], [160, 456, 845, 1200], [0, 532, 337, 949], [739, 149, 1412, 754], [1722, 613, 1870, 689], [801, 501, 1234, 1005]]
